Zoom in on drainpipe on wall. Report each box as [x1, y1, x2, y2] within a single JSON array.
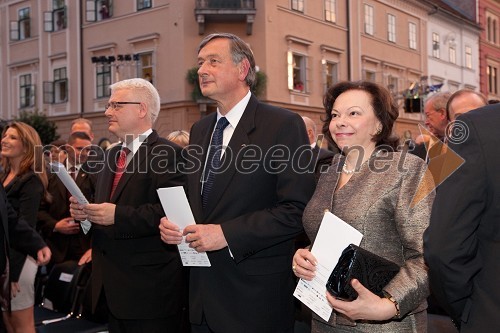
[[346, 0, 352, 80], [78, 0, 84, 117]]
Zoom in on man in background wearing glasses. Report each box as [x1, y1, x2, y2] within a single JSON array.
[[70, 78, 186, 333]]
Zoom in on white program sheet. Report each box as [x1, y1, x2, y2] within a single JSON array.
[[157, 186, 211, 267], [49, 162, 92, 234], [293, 211, 363, 321]]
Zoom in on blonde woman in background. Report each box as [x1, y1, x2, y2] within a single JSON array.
[[166, 130, 189, 148]]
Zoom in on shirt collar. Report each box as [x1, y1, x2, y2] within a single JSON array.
[[216, 90, 251, 129], [66, 161, 82, 171], [122, 128, 153, 155]]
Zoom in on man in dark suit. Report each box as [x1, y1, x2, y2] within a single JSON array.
[[160, 33, 315, 333], [302, 116, 336, 183], [70, 78, 186, 333], [424, 104, 500, 332], [70, 118, 105, 175], [38, 132, 96, 268], [446, 89, 487, 121], [411, 92, 451, 161]]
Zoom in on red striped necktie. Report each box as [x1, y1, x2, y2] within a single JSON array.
[[110, 147, 130, 199]]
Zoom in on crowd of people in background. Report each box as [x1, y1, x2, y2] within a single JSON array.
[[0, 32, 498, 333]]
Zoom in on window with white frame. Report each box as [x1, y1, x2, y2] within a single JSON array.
[[10, 8, 31, 41], [465, 46, 472, 69], [325, 0, 336, 23], [86, 0, 113, 22], [19, 74, 35, 108], [324, 61, 338, 90], [292, 0, 304, 12], [487, 13, 498, 45], [387, 14, 396, 43], [449, 45, 456, 64], [44, 67, 68, 104], [287, 52, 307, 92], [137, 0, 152, 10], [137, 52, 154, 84], [364, 4, 374, 35], [487, 65, 498, 95], [432, 33, 440, 58], [409, 22, 417, 49], [44, 0, 67, 32], [96, 63, 112, 98]]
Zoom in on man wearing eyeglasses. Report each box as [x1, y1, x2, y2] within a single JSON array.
[[70, 78, 186, 333]]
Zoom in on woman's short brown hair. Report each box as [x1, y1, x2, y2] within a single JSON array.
[[322, 80, 400, 151]]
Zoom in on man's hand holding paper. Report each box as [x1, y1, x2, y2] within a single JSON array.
[[157, 186, 211, 267], [159, 217, 183, 244], [50, 162, 92, 233]]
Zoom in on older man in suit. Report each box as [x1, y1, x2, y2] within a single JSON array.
[[302, 116, 336, 183], [424, 104, 500, 332], [411, 92, 451, 161], [70, 78, 186, 333], [160, 33, 315, 333], [38, 132, 96, 268]]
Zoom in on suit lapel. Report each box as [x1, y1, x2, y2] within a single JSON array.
[[75, 170, 87, 188], [191, 116, 216, 222], [202, 96, 257, 218]]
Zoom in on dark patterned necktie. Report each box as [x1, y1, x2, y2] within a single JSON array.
[[202, 117, 230, 209], [68, 166, 77, 180], [110, 147, 130, 199]]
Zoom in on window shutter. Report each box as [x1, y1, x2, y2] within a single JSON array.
[[29, 85, 36, 107], [305, 55, 311, 93], [287, 51, 293, 90], [44, 11, 53, 32], [10, 21, 19, 40], [108, 0, 114, 17], [86, 0, 96, 21], [43, 81, 54, 104]]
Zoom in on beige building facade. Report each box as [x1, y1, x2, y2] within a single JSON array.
[[0, 0, 480, 144]]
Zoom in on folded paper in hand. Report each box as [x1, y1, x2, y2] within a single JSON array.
[[49, 163, 91, 234]]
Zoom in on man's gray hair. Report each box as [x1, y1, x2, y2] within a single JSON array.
[[426, 91, 452, 113], [198, 32, 256, 87], [109, 78, 161, 124]]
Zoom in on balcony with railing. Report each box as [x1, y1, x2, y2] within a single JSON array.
[[195, 0, 257, 35]]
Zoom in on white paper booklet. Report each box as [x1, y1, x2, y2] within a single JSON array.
[[157, 186, 211, 267], [293, 211, 363, 321]]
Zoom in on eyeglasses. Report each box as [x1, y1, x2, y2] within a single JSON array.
[[105, 101, 141, 110]]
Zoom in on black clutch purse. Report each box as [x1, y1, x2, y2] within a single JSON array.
[[326, 244, 400, 301]]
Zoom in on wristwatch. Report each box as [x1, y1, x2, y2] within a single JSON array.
[[383, 291, 400, 318]]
